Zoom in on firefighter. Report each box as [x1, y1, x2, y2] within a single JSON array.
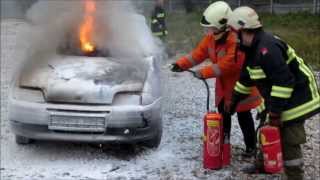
[[150, 0, 168, 40], [226, 6, 320, 179], [170, 1, 261, 157]]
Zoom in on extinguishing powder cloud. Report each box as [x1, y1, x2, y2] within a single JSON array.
[[13, 0, 164, 81]]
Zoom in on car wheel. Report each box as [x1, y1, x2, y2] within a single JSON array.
[[15, 135, 33, 145], [142, 120, 162, 148]]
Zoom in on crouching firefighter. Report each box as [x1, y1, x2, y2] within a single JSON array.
[[226, 6, 320, 180], [170, 1, 261, 158]]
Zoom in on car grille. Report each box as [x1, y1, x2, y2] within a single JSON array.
[[48, 109, 109, 132]]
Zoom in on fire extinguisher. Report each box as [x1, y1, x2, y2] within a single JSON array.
[[187, 70, 230, 169], [259, 125, 284, 173]]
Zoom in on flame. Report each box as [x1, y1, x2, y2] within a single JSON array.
[[79, 0, 96, 53]]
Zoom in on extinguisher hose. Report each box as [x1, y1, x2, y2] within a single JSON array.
[[186, 70, 210, 112]]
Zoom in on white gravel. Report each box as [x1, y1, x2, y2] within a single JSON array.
[[1, 20, 319, 180]]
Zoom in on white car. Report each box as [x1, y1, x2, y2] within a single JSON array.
[[9, 53, 162, 148]]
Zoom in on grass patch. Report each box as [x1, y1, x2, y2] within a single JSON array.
[[166, 11, 320, 70]]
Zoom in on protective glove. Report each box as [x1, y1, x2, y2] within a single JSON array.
[[256, 110, 267, 121], [256, 110, 267, 128], [268, 112, 282, 127], [170, 63, 183, 72], [192, 71, 204, 79]]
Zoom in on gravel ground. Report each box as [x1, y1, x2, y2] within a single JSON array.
[[1, 20, 319, 180]]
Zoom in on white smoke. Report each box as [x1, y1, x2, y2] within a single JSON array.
[[15, 0, 164, 77], [94, 1, 163, 59], [21, 1, 82, 58]]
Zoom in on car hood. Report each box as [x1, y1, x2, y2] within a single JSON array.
[[19, 54, 146, 104]]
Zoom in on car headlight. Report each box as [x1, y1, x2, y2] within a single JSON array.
[[141, 56, 161, 105], [12, 87, 45, 103], [113, 92, 141, 105]]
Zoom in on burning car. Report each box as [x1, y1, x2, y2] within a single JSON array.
[[9, 0, 162, 148]]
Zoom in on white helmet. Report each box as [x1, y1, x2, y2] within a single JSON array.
[[227, 6, 262, 31], [200, 1, 231, 30]]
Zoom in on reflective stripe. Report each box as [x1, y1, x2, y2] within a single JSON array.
[[296, 56, 319, 99], [234, 82, 252, 94], [284, 158, 303, 166], [247, 67, 266, 80], [185, 54, 197, 66], [257, 98, 265, 113], [153, 31, 168, 36], [153, 32, 164, 36], [279, 44, 320, 121], [286, 45, 318, 99], [286, 45, 296, 64], [282, 96, 320, 121], [211, 64, 221, 77], [156, 13, 165, 18], [271, 85, 293, 99], [151, 19, 158, 24]]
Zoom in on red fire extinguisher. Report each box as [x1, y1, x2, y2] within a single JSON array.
[[203, 112, 223, 169], [203, 112, 230, 169], [259, 125, 284, 173], [186, 70, 230, 169]]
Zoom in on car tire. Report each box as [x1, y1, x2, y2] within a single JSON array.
[[142, 119, 162, 148], [15, 135, 33, 145]]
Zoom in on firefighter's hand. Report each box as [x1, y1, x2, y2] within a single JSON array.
[[256, 110, 267, 121], [268, 112, 282, 127], [192, 71, 205, 79], [256, 110, 267, 128], [170, 63, 183, 72]]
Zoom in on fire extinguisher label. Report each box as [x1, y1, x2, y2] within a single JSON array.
[[207, 120, 220, 157]]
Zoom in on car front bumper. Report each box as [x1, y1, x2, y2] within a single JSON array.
[[9, 98, 162, 143]]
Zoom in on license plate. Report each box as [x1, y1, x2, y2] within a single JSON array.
[[49, 114, 106, 132]]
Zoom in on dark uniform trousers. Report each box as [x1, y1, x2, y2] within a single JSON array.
[[218, 100, 256, 150], [281, 122, 306, 180]]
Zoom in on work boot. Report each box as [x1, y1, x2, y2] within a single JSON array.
[[241, 147, 256, 158]]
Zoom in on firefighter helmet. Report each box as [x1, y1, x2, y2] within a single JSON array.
[[227, 6, 262, 31], [200, 1, 231, 30]]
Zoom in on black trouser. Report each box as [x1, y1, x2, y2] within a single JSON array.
[[218, 100, 256, 150]]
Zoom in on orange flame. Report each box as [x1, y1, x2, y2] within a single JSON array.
[[79, 0, 96, 53]]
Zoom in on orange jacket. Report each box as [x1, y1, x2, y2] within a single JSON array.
[[176, 31, 261, 112]]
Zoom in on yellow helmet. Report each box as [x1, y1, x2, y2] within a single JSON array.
[[227, 6, 262, 31], [200, 1, 231, 30]]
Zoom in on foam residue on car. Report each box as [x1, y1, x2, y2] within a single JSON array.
[[19, 55, 145, 104]]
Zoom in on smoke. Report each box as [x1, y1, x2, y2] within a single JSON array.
[[15, 0, 164, 78], [93, 1, 163, 59]]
